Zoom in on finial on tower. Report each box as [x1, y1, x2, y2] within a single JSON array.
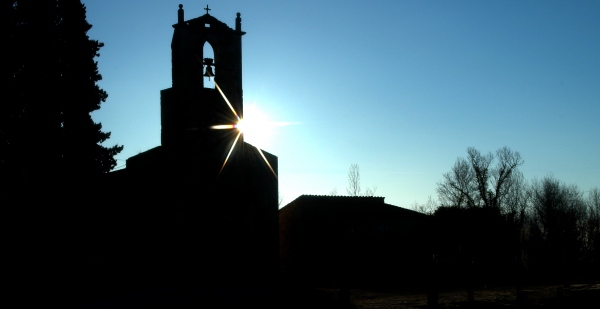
[[204, 5, 211, 15], [178, 4, 184, 24]]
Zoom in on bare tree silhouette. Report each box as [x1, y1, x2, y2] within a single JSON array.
[[346, 164, 377, 196], [437, 147, 523, 209], [347, 164, 361, 196]]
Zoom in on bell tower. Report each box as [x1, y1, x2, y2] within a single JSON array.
[[161, 4, 245, 151]]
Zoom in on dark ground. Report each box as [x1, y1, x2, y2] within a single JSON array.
[[18, 281, 598, 308], [343, 282, 600, 309]]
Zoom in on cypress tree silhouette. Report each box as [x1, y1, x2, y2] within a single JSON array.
[[2, 0, 122, 200], [4, 2, 123, 305]]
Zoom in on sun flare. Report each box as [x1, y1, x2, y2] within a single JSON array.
[[210, 80, 291, 178]]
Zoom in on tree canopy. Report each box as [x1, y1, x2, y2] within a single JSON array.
[[2, 0, 122, 199]]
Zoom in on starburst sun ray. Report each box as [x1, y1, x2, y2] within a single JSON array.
[[219, 130, 242, 176], [214, 81, 240, 121]]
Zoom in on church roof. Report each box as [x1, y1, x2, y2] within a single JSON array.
[[280, 194, 427, 221], [183, 13, 235, 32]]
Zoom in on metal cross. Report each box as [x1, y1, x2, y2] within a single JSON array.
[[204, 5, 211, 15]]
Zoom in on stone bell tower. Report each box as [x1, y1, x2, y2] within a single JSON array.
[[161, 4, 244, 152]]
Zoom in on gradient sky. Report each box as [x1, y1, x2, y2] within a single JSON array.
[[84, 0, 599, 208]]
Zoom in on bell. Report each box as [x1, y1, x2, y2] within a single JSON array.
[[203, 65, 214, 80], [203, 57, 214, 80]]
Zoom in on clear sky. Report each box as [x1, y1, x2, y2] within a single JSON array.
[[84, 0, 599, 208]]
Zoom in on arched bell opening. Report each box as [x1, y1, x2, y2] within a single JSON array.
[[203, 41, 215, 89]]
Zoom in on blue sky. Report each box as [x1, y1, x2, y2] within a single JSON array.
[[84, 0, 599, 208]]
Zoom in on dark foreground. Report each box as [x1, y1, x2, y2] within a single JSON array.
[[345, 283, 600, 309], [14, 282, 599, 308]]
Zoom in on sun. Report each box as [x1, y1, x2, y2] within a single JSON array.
[[237, 103, 273, 149]]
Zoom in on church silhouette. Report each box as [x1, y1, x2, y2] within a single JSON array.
[[108, 4, 279, 291]]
